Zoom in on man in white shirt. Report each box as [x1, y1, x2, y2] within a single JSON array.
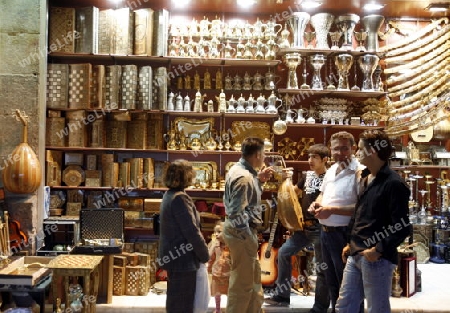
[[309, 131, 365, 313]]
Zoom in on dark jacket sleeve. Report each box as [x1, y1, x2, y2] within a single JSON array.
[[171, 193, 210, 264], [376, 178, 411, 255]]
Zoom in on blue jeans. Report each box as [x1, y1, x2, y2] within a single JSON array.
[[320, 227, 348, 311], [306, 228, 331, 313], [336, 255, 396, 313], [275, 230, 311, 298]]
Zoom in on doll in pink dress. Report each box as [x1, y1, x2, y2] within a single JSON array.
[[208, 221, 231, 313]]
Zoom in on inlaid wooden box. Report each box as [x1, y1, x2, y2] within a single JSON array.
[[113, 266, 126, 296]]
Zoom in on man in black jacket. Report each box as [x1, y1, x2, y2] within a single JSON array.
[[336, 130, 411, 313]]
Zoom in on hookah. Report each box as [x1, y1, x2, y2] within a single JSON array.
[[300, 56, 310, 89], [418, 189, 428, 225]]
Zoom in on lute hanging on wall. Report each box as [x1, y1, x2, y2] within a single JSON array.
[[2, 110, 42, 193]]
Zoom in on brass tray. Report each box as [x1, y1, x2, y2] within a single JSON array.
[[174, 117, 215, 147], [230, 121, 270, 145], [191, 161, 218, 189]]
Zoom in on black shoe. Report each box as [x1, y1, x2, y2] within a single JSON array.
[[264, 295, 290, 306]]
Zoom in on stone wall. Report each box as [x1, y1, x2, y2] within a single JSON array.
[[0, 0, 47, 254]]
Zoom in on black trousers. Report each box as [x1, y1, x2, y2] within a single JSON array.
[[166, 269, 197, 313]]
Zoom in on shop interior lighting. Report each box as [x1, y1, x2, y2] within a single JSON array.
[[363, 2, 385, 11], [426, 3, 450, 12], [301, 0, 322, 9], [237, 0, 257, 8], [172, 0, 191, 8]]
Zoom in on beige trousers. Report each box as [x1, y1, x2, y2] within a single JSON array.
[[223, 220, 264, 313]]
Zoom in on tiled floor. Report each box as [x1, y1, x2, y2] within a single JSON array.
[[89, 263, 450, 313]]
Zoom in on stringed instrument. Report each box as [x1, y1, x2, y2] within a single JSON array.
[[260, 196, 279, 286], [2, 110, 42, 194], [8, 216, 28, 250]]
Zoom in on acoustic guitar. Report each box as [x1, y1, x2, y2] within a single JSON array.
[[260, 196, 279, 286]]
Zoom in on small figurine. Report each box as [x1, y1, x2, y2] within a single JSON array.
[[204, 69, 211, 89], [184, 74, 192, 90], [215, 69, 223, 90], [194, 71, 201, 90]]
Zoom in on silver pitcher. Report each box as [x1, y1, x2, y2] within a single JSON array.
[[362, 15, 385, 52], [335, 14, 360, 50], [310, 13, 334, 49], [286, 12, 310, 48], [358, 54, 379, 91]]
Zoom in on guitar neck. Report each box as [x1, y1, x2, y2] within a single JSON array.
[[265, 196, 279, 252]]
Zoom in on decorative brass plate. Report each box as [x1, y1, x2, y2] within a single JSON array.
[[230, 121, 270, 145], [191, 161, 218, 188], [174, 117, 215, 147]]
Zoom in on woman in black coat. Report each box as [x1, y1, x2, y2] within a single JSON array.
[[158, 159, 210, 313]]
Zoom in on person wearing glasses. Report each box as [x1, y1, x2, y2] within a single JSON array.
[[309, 131, 365, 313]]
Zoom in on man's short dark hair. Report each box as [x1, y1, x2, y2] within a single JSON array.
[[330, 131, 356, 146], [241, 137, 264, 157], [308, 143, 329, 159], [359, 129, 393, 162]]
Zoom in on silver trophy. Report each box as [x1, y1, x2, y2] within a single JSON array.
[[286, 12, 310, 48], [362, 15, 385, 52], [310, 54, 325, 90], [354, 30, 368, 51], [329, 31, 342, 50], [284, 52, 302, 89], [310, 13, 334, 49], [335, 14, 360, 50], [335, 54, 353, 90], [358, 54, 379, 91]]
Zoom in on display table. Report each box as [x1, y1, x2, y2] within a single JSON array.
[[0, 274, 52, 313], [47, 255, 103, 313]]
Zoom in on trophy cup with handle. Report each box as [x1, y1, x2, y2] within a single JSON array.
[[335, 54, 353, 90], [354, 30, 368, 51], [284, 52, 302, 89], [362, 14, 385, 52], [329, 31, 342, 50], [310, 54, 325, 90], [335, 14, 360, 50], [358, 54, 379, 91], [286, 12, 310, 48], [310, 13, 334, 49]]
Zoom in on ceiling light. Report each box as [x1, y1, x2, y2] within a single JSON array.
[[363, 3, 385, 11], [172, 0, 190, 8], [426, 3, 450, 12], [237, 0, 257, 8], [301, 0, 322, 9]]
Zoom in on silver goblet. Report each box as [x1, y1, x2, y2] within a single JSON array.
[[284, 52, 301, 89], [310, 13, 334, 49], [310, 54, 325, 90], [358, 54, 379, 91], [354, 31, 368, 51], [335, 54, 353, 90], [335, 14, 360, 50], [329, 31, 342, 50], [286, 12, 310, 48]]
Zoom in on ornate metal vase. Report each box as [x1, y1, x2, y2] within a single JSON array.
[[335, 54, 353, 90], [310, 13, 334, 49], [362, 15, 385, 52], [286, 12, 310, 48], [310, 54, 325, 90], [335, 14, 360, 50], [358, 54, 379, 91], [284, 52, 302, 89]]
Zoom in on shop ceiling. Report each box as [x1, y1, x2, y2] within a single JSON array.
[[51, 0, 449, 19]]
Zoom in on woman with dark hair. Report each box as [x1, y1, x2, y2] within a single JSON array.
[[158, 159, 210, 313]]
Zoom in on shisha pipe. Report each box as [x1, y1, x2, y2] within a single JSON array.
[[413, 171, 424, 205]]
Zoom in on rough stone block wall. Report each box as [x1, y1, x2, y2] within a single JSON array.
[[0, 0, 45, 254]]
